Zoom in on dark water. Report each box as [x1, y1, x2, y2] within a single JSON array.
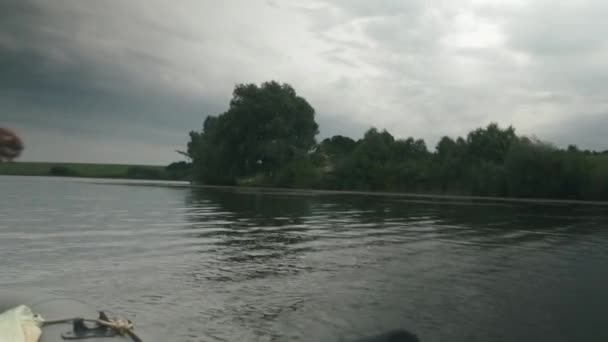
[[1, 176, 608, 342]]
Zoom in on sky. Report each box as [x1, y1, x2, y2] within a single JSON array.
[[2, 0, 608, 164]]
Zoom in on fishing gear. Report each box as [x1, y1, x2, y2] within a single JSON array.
[[43, 311, 143, 342]]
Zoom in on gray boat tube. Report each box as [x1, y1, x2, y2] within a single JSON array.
[[1, 291, 419, 342], [0, 291, 151, 342]]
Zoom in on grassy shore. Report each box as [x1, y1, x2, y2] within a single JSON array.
[[0, 161, 168, 179]]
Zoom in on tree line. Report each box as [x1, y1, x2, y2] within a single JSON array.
[[175, 81, 608, 200]]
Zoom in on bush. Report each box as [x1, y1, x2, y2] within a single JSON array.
[[271, 157, 322, 189], [505, 138, 589, 199], [166, 161, 192, 180], [469, 161, 507, 197], [49, 166, 78, 177], [583, 157, 608, 200], [126, 166, 164, 179]]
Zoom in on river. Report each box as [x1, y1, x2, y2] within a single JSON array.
[[1, 175, 608, 342]]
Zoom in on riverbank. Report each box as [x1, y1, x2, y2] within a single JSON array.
[[79, 178, 608, 206], [4, 164, 608, 205], [196, 184, 608, 205], [0, 161, 169, 180]]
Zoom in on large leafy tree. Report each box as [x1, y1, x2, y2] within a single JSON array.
[[188, 81, 319, 184]]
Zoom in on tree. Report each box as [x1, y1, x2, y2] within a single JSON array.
[[466, 123, 517, 163], [311, 135, 358, 170], [187, 116, 232, 184], [584, 156, 608, 200], [433, 136, 468, 192], [272, 156, 321, 188], [391, 137, 429, 162], [187, 81, 319, 184], [505, 138, 562, 197], [126, 166, 164, 180], [176, 102, 608, 200], [166, 161, 192, 180], [49, 166, 78, 177], [320, 135, 357, 159]]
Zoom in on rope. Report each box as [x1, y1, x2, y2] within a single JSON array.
[[43, 317, 143, 342], [96, 318, 133, 335]]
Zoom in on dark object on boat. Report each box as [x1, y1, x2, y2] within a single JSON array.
[[353, 329, 421, 342], [60, 312, 117, 340]]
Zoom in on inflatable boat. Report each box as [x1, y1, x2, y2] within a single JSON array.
[[1, 291, 419, 342], [0, 291, 148, 342]]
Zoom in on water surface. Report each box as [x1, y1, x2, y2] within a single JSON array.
[[1, 176, 608, 341]]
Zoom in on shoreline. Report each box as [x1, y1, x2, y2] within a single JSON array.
[[29, 175, 608, 206], [186, 183, 608, 206], [3, 174, 608, 205]]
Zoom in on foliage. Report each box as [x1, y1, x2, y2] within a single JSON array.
[[49, 166, 79, 177], [270, 155, 321, 188], [126, 166, 164, 179], [181, 80, 608, 200], [584, 157, 608, 200], [432, 136, 468, 192], [504, 138, 590, 199], [187, 81, 319, 185], [324, 128, 432, 192], [0, 162, 167, 179], [466, 123, 517, 163], [313, 135, 357, 167], [166, 161, 192, 180]]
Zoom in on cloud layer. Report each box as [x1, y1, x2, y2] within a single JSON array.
[[2, 0, 607, 163]]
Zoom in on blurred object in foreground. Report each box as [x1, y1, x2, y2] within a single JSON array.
[[0, 127, 24, 162]]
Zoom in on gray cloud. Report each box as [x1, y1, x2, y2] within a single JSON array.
[[1, 0, 608, 164]]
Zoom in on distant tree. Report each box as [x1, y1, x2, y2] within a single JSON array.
[[272, 156, 321, 188], [433, 136, 468, 192], [567, 144, 580, 153], [187, 81, 319, 184], [333, 128, 398, 191], [126, 166, 164, 180], [391, 137, 429, 162], [504, 137, 589, 199], [469, 161, 507, 196], [166, 161, 192, 180], [320, 135, 357, 159], [49, 166, 78, 177], [466, 123, 517, 163], [327, 129, 432, 192], [177, 99, 608, 199], [311, 135, 358, 170], [584, 156, 608, 200], [436, 136, 458, 159]]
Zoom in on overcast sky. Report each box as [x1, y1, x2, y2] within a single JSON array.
[[2, 0, 608, 164]]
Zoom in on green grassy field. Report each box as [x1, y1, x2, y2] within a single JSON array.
[[0, 162, 168, 179]]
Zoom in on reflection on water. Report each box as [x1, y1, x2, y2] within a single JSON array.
[[1, 176, 608, 342]]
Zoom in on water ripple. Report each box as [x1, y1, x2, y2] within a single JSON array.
[[2, 177, 608, 342]]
